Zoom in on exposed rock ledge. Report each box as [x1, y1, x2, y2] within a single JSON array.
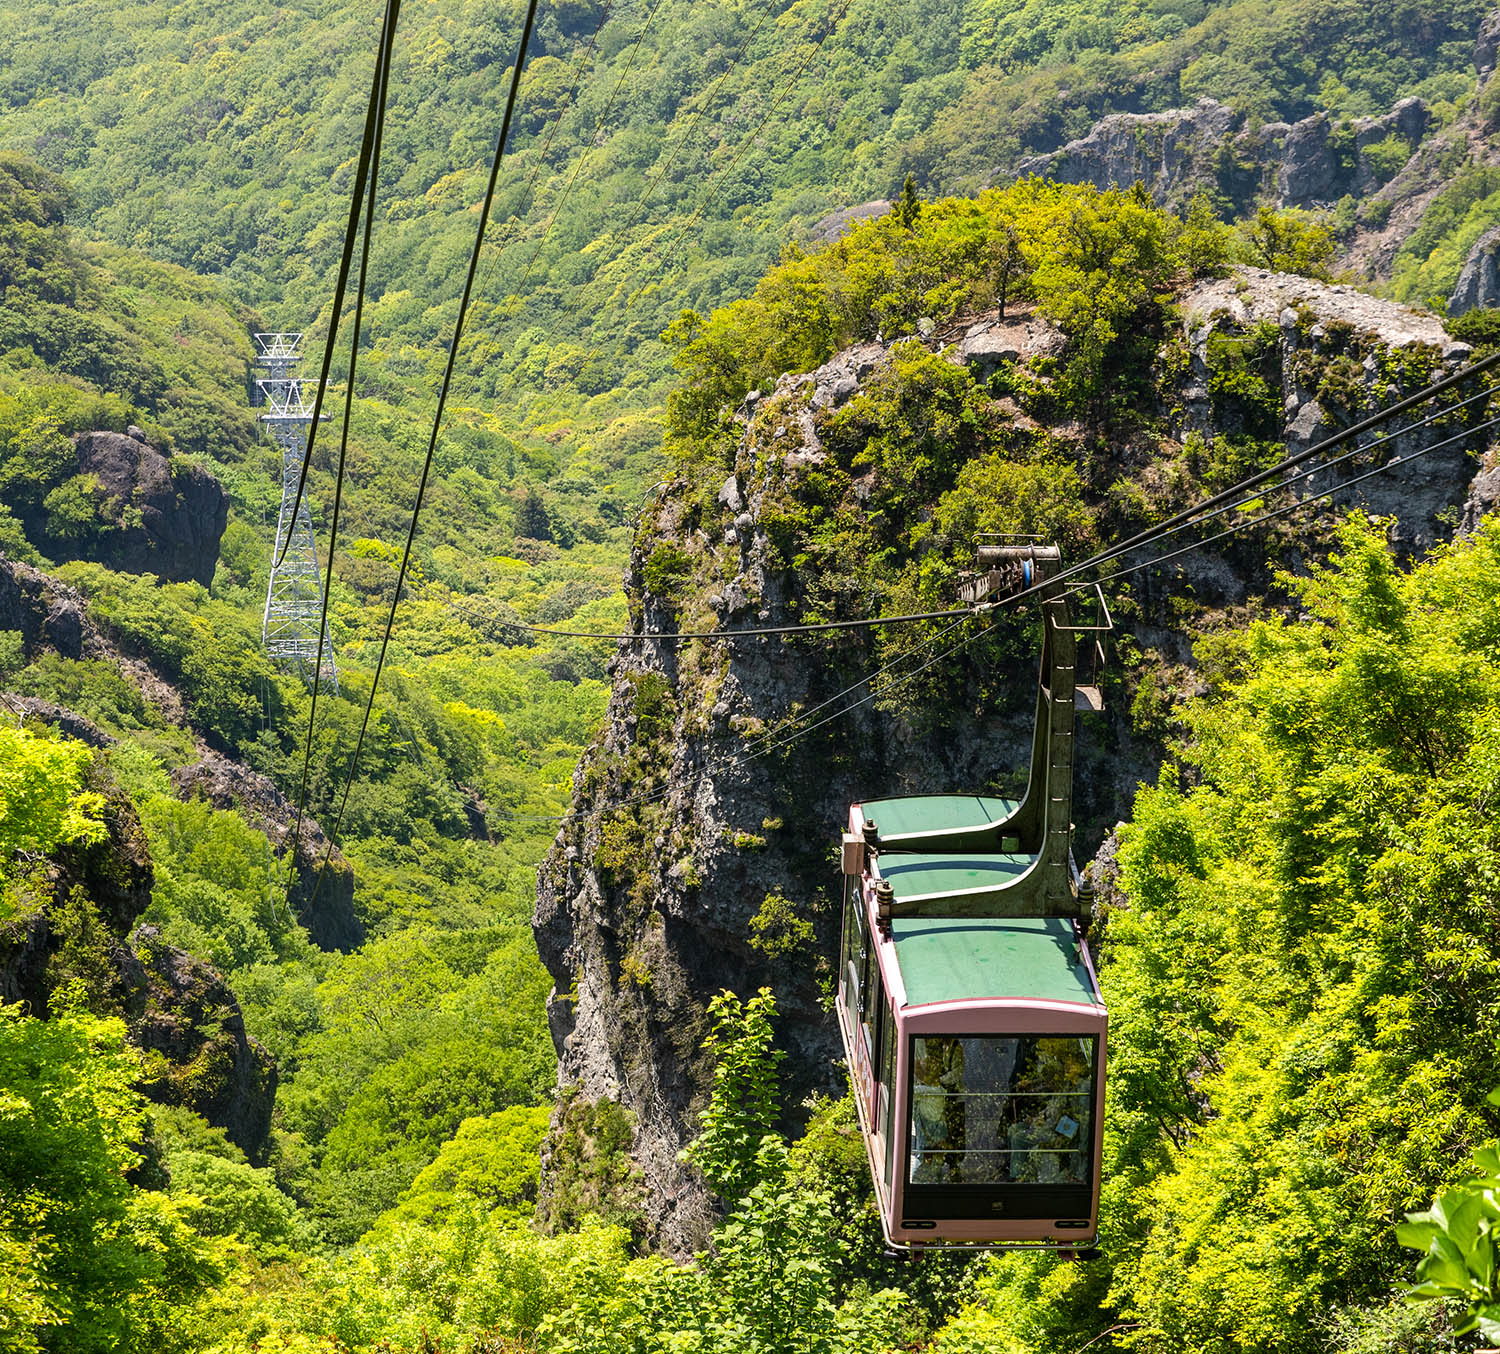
[[60, 429, 227, 587], [536, 269, 1494, 1256], [1015, 96, 1429, 214]]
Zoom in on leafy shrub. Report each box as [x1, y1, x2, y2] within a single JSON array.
[[0, 999, 224, 1352], [0, 724, 106, 860]]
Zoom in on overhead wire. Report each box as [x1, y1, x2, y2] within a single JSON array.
[[314, 0, 544, 883], [280, 0, 1499, 845], [274, 0, 403, 569], [477, 373, 1500, 826], [282, 0, 396, 912], [1059, 409, 1500, 602], [509, 604, 975, 641], [485, 609, 988, 823], [977, 346, 1500, 616]]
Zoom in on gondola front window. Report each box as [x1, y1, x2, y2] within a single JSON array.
[[907, 1035, 1096, 1185]]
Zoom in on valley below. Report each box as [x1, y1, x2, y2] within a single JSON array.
[[6, 2, 1500, 1352]]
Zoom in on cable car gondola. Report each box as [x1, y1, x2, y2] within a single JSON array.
[[835, 541, 1112, 1252]]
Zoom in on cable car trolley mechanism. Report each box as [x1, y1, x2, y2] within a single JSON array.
[[836, 540, 1113, 1255]]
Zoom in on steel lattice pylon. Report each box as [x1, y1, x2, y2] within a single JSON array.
[[256, 332, 337, 691]]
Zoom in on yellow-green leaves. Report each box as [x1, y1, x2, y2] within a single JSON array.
[[0, 725, 107, 862]]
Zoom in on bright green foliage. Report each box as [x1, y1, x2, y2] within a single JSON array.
[[538, 994, 911, 1354], [204, 1215, 637, 1354], [0, 725, 106, 862], [0, 1001, 224, 1353], [1236, 206, 1338, 279], [205, 994, 910, 1353], [668, 181, 1204, 443], [747, 891, 815, 959], [538, 1091, 647, 1236], [0, 152, 87, 306], [281, 930, 555, 1242], [56, 563, 282, 756], [0, 155, 254, 503], [680, 988, 785, 1205], [139, 796, 314, 979], [1399, 1106, 1500, 1340], [944, 516, 1500, 1353], [152, 1107, 307, 1256], [929, 451, 1096, 557], [1392, 166, 1500, 309], [378, 1105, 552, 1228]]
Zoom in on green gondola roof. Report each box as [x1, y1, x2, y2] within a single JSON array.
[[890, 916, 1100, 1009], [859, 793, 1017, 837], [878, 851, 1032, 900]]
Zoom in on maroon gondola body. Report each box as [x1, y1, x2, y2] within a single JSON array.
[[835, 543, 1112, 1251]]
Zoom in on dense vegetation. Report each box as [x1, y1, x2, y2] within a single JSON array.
[[6, 1, 1500, 1349], [0, 0, 1487, 469], [16, 516, 1500, 1352]]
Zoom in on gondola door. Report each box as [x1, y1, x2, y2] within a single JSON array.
[[840, 876, 894, 1207]]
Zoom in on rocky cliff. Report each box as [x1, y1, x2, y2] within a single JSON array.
[[0, 553, 360, 948], [0, 768, 277, 1159], [0, 547, 366, 1154], [1010, 6, 1500, 315], [38, 427, 228, 586], [534, 270, 1493, 1254], [1016, 96, 1430, 216]]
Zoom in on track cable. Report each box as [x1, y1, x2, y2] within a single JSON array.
[[282, 0, 396, 911], [274, 0, 402, 569], [312, 0, 544, 883]]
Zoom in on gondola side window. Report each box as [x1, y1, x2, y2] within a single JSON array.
[[907, 1035, 1096, 1185], [881, 999, 898, 1182], [840, 876, 860, 1018], [844, 878, 871, 1022]]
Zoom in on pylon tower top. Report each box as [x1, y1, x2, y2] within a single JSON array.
[[258, 330, 336, 691]]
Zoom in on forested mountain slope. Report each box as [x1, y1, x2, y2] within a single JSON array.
[[0, 0, 1488, 471], [5, 2, 1500, 1352]]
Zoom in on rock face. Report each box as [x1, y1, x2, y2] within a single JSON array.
[[1016, 96, 1429, 214], [63, 430, 227, 586], [535, 269, 1494, 1256], [808, 199, 893, 244], [172, 754, 363, 953], [1449, 225, 1500, 316], [0, 557, 88, 660], [129, 925, 277, 1159], [534, 474, 1048, 1253], [1479, 9, 1500, 78], [1179, 270, 1478, 554], [0, 778, 276, 1160]]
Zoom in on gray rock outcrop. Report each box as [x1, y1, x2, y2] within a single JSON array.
[[172, 754, 363, 953], [1016, 96, 1428, 213], [1449, 225, 1500, 316], [0, 557, 87, 660], [1478, 9, 1500, 79], [1180, 269, 1480, 554], [0, 776, 277, 1161], [66, 429, 227, 586], [129, 925, 277, 1160], [809, 199, 892, 244]]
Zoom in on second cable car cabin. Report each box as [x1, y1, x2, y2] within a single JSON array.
[[836, 542, 1111, 1252]]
